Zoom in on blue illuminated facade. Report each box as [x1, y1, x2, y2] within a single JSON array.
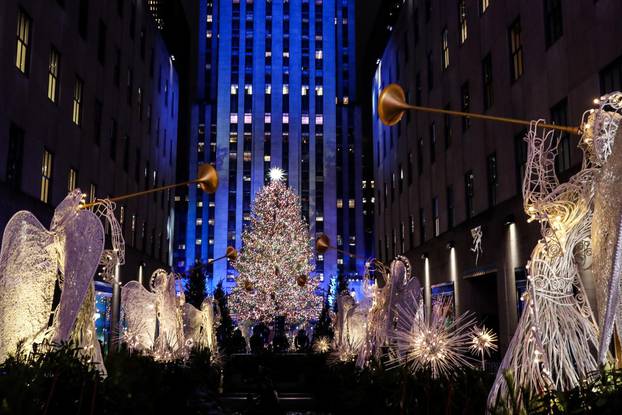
[[175, 0, 371, 293]]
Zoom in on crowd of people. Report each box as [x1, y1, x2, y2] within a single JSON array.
[[228, 325, 311, 354]]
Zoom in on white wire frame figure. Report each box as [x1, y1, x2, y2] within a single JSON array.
[[355, 256, 423, 368], [121, 269, 186, 360], [585, 92, 622, 364], [488, 119, 602, 409], [182, 296, 219, 353]]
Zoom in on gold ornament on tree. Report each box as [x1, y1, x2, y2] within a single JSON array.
[[297, 275, 308, 287]]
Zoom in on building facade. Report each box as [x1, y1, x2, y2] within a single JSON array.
[[0, 0, 181, 283], [372, 0, 622, 350], [176, 0, 373, 292]]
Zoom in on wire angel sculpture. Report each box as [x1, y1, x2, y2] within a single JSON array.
[[0, 189, 106, 364], [120, 269, 185, 360], [182, 296, 219, 353], [356, 256, 422, 367], [585, 93, 622, 364], [332, 293, 366, 355], [488, 116, 607, 409]]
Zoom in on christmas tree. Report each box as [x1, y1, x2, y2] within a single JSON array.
[[214, 281, 234, 353], [184, 261, 206, 309], [229, 169, 322, 325], [313, 296, 334, 341]]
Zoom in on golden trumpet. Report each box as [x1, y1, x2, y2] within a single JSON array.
[[82, 164, 218, 209], [315, 233, 367, 261], [378, 83, 580, 135]]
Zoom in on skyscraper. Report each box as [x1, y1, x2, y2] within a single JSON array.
[[176, 0, 371, 292]]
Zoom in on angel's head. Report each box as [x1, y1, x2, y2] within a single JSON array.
[[580, 92, 622, 167]]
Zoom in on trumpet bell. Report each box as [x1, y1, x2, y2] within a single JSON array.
[[378, 83, 409, 126], [197, 164, 219, 194], [225, 246, 238, 261], [315, 234, 331, 255]]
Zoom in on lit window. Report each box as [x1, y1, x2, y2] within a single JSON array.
[[72, 77, 84, 125], [207, 15, 213, 22], [206, 31, 212, 38], [264, 155, 271, 162], [231, 84, 238, 94], [302, 115, 309, 124], [130, 215, 136, 246], [283, 114, 289, 123], [196, 218, 203, 225], [40, 149, 53, 203], [315, 86, 323, 96], [47, 48, 60, 103], [301, 85, 309, 95], [137, 87, 143, 119], [316, 115, 323, 124], [15, 8, 32, 74], [458, 0, 468, 44], [315, 50, 323, 59], [265, 84, 271, 94], [283, 51, 290, 58], [89, 183, 97, 203], [245, 85, 253, 95], [509, 18, 524, 81], [244, 113, 252, 124], [480, 0, 490, 14], [337, 199, 343, 208], [197, 201, 203, 207], [283, 84, 289, 94], [196, 239, 202, 245], [265, 114, 271, 123], [67, 168, 77, 192], [441, 27, 450, 70], [343, 96, 349, 105], [230, 113, 238, 123], [349, 199, 355, 208], [317, 216, 324, 222]]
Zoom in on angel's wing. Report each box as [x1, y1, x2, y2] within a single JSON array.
[[182, 303, 202, 346], [51, 209, 105, 343], [155, 272, 184, 352], [0, 211, 56, 361], [121, 281, 157, 351]]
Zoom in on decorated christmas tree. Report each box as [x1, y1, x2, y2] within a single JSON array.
[[229, 168, 322, 325]]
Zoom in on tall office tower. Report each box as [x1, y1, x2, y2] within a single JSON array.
[[175, 0, 370, 292]]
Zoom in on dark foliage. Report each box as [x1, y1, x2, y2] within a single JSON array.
[[311, 358, 494, 414], [184, 261, 207, 309], [313, 296, 334, 341], [525, 368, 622, 414], [0, 343, 221, 414], [214, 281, 235, 354]]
